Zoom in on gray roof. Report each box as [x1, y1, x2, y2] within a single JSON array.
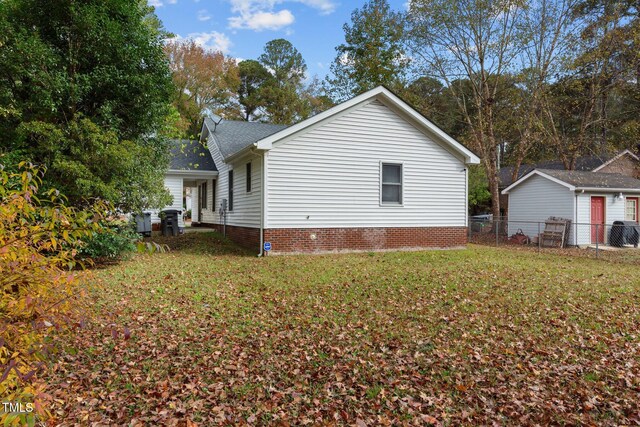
[[537, 169, 640, 190], [204, 118, 288, 160], [499, 156, 610, 188], [169, 139, 217, 171]]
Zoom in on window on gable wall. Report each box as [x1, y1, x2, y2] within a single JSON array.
[[381, 163, 403, 204]]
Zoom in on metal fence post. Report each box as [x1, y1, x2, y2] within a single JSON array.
[[538, 222, 541, 252], [495, 219, 499, 247], [595, 223, 599, 258]]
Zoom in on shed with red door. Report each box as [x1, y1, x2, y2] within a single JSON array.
[[502, 169, 640, 246]]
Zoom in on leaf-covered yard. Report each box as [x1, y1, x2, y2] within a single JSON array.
[[46, 233, 639, 426]]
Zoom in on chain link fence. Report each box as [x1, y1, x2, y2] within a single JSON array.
[[469, 216, 640, 261]]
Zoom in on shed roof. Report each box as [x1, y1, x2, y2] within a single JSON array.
[[502, 168, 640, 194], [537, 169, 640, 190], [169, 139, 217, 171], [204, 118, 288, 160], [498, 149, 640, 188]]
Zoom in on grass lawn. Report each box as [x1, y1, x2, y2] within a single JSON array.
[[46, 232, 640, 426]]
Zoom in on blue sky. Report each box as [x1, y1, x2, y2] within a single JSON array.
[[150, 0, 409, 79]]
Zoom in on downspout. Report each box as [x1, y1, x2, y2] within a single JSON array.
[[258, 149, 264, 257], [575, 192, 578, 246]]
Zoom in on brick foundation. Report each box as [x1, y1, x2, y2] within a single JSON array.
[[263, 226, 468, 254], [195, 223, 261, 251]]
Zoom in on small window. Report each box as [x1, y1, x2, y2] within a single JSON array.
[[201, 182, 207, 210], [228, 170, 234, 211], [381, 163, 402, 204], [211, 180, 216, 211], [246, 162, 252, 193]]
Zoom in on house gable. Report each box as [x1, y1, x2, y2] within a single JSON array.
[[256, 86, 480, 165], [264, 97, 470, 229], [593, 149, 640, 177]]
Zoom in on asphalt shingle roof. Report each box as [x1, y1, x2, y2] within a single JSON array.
[[169, 139, 217, 171], [537, 169, 640, 190], [499, 156, 610, 187], [204, 118, 288, 160]]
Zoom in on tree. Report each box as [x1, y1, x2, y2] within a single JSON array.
[[237, 60, 272, 121], [0, 0, 173, 210], [257, 39, 310, 125], [403, 77, 462, 137], [407, 0, 526, 218], [259, 39, 307, 88], [165, 40, 240, 137], [504, 0, 579, 183], [327, 0, 408, 102]]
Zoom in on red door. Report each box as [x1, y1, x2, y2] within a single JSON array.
[[591, 196, 605, 243]]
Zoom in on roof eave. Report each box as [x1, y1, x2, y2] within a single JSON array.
[[575, 187, 640, 192], [167, 169, 219, 178]]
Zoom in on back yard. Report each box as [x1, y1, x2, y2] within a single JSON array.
[[46, 233, 639, 426]]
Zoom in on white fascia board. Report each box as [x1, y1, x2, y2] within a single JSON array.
[[255, 86, 480, 165], [575, 187, 640, 193], [502, 169, 575, 194], [167, 169, 218, 179]]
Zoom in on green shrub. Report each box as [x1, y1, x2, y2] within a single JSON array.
[[78, 220, 138, 261]]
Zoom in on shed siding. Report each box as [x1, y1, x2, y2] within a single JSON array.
[[198, 134, 262, 229], [266, 100, 467, 229], [576, 193, 628, 245], [507, 175, 574, 241]]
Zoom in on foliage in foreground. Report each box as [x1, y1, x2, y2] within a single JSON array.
[[0, 0, 173, 211], [78, 220, 139, 263], [46, 233, 640, 426], [0, 164, 107, 426]]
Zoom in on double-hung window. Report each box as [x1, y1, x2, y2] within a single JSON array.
[[381, 163, 403, 205]]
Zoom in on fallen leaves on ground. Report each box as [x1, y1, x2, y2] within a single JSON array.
[[43, 233, 640, 426]]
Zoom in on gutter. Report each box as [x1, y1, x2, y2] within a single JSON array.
[[575, 187, 640, 193]]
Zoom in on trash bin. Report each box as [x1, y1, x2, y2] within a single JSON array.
[[610, 221, 625, 247], [610, 220, 640, 247], [134, 212, 152, 237], [161, 209, 181, 236]]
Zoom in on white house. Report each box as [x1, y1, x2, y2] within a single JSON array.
[[502, 169, 640, 246], [163, 86, 480, 254], [152, 139, 218, 229]]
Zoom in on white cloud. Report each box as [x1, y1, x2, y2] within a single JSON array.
[[197, 9, 212, 21], [294, 0, 335, 15], [170, 31, 233, 54], [149, 0, 177, 7], [227, 0, 335, 31], [229, 9, 294, 31]]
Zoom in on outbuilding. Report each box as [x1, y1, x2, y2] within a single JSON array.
[[502, 169, 640, 246]]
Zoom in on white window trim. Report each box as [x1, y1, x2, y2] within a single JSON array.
[[379, 161, 404, 207]]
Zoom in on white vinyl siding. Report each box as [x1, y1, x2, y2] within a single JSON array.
[[507, 175, 574, 244], [265, 100, 467, 228], [575, 193, 629, 245], [150, 174, 185, 228], [198, 133, 262, 228]]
